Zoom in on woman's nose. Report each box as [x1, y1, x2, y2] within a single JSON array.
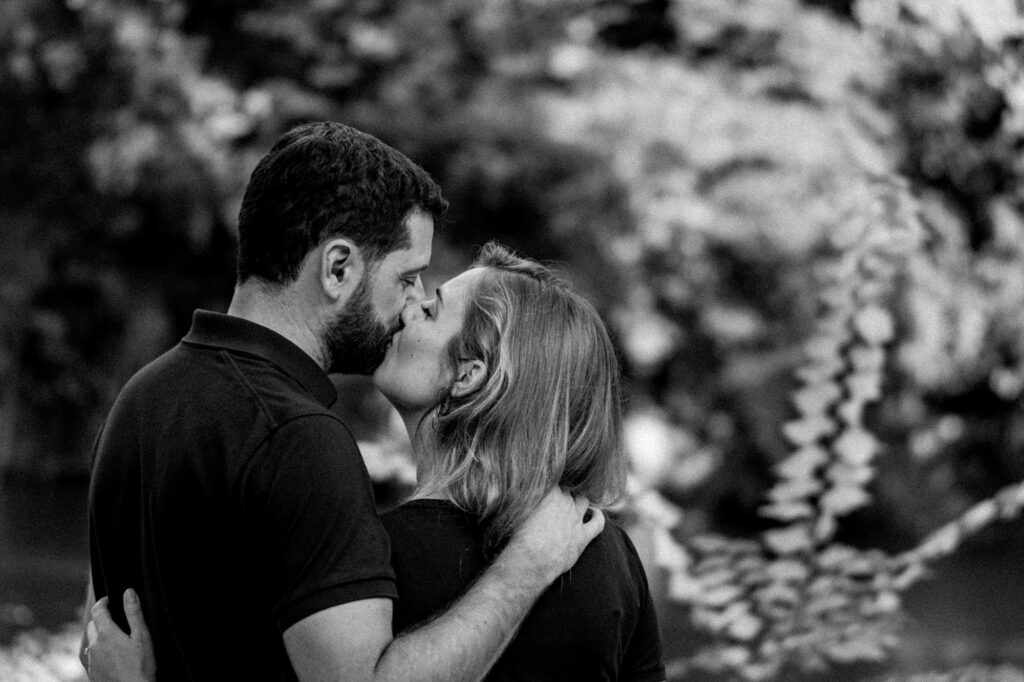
[[400, 301, 425, 325]]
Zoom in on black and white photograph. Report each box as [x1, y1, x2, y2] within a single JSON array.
[[2, 1, 1024, 680]]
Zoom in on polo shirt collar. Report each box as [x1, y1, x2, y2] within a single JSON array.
[[183, 310, 337, 408]]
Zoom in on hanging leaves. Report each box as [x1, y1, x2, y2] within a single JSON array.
[[820, 484, 872, 515], [836, 398, 868, 425], [803, 334, 846, 362], [794, 357, 846, 384], [650, 523, 690, 571], [764, 559, 812, 583], [791, 382, 844, 415], [848, 345, 886, 372], [845, 371, 883, 402], [727, 611, 763, 641], [782, 415, 836, 446], [667, 569, 702, 601], [775, 445, 829, 478], [760, 500, 815, 522], [767, 477, 823, 503], [832, 428, 879, 466], [676, 175, 929, 679], [825, 462, 875, 485], [600, 1, 1024, 679], [822, 633, 889, 663], [764, 525, 815, 555], [698, 584, 746, 608]]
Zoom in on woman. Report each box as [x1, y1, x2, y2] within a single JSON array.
[[88, 242, 665, 681]]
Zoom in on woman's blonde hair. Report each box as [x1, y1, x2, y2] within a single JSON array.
[[420, 242, 626, 550]]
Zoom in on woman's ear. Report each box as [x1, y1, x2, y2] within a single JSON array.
[[321, 238, 363, 302], [450, 359, 488, 399]]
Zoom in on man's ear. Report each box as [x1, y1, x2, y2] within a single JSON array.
[[450, 359, 488, 399], [321, 238, 364, 302]]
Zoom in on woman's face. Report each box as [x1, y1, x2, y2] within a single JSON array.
[[373, 267, 488, 413]]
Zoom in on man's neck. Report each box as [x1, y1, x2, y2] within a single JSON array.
[[227, 281, 327, 371]]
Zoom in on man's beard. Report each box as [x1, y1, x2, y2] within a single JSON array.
[[322, 277, 396, 375]]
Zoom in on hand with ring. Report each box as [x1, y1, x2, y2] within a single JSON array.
[[83, 589, 156, 682]]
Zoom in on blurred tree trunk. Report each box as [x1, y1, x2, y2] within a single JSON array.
[[0, 367, 21, 475]]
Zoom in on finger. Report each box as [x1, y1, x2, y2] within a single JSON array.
[[86, 619, 98, 647], [78, 630, 89, 668], [123, 588, 151, 643], [581, 508, 605, 542], [90, 596, 117, 632]]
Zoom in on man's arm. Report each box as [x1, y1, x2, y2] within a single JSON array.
[[283, 490, 604, 682], [80, 571, 95, 671], [83, 490, 603, 682]]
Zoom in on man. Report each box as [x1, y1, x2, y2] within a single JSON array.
[[84, 122, 603, 680]]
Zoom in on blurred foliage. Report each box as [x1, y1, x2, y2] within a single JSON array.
[[3, 0, 1024, 679], [0, 624, 84, 682]]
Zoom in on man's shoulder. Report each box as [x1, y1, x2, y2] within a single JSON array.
[[105, 343, 192, 416], [118, 341, 226, 400], [212, 346, 339, 424], [265, 410, 359, 458], [123, 341, 336, 425]]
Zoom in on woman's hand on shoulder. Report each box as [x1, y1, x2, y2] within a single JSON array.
[[85, 589, 156, 682]]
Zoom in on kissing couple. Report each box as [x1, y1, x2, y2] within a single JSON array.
[[83, 122, 665, 682]]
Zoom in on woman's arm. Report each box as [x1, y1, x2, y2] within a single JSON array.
[[80, 572, 95, 672], [85, 589, 156, 682]]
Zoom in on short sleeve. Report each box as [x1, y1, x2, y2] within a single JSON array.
[[619, 529, 667, 682], [240, 414, 397, 631]]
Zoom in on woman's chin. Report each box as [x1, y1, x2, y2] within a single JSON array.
[[371, 372, 408, 409], [371, 383, 442, 418]]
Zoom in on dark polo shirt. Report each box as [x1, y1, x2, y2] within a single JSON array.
[[383, 501, 665, 682], [89, 311, 397, 681]]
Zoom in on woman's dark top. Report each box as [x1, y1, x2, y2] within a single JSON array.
[[380, 499, 666, 682]]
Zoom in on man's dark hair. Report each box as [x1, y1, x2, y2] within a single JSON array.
[[236, 121, 448, 284]]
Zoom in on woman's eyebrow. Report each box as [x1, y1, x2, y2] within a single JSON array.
[[435, 287, 444, 308]]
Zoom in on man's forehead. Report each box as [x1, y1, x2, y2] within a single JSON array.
[[387, 249, 430, 272], [389, 210, 434, 270]]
